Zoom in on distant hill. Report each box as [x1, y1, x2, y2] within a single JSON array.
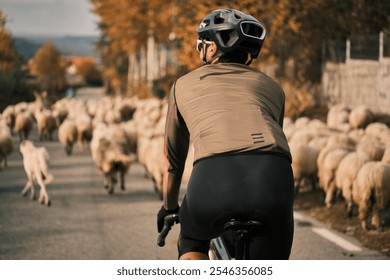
[[12, 35, 100, 60]]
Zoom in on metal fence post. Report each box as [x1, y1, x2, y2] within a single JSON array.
[[346, 39, 350, 62]]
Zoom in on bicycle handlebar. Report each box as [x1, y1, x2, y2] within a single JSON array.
[[157, 214, 179, 247]]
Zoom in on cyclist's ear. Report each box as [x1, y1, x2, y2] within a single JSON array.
[[206, 42, 220, 64], [208, 42, 217, 56]]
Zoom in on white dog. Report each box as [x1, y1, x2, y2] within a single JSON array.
[[19, 140, 53, 206]]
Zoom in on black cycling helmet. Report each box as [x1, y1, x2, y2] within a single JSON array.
[[196, 9, 266, 59]]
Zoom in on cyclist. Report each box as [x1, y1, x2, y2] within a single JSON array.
[[157, 8, 294, 260]]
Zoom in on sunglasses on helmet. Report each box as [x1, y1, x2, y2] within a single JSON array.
[[196, 39, 213, 52]]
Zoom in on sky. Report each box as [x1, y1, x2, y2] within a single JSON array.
[[0, 0, 100, 36]]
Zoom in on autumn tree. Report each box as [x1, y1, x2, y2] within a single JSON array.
[[29, 42, 66, 96], [175, 0, 390, 82], [90, 0, 176, 96], [266, 0, 390, 83], [90, 0, 390, 98], [0, 10, 19, 72], [77, 58, 103, 86], [0, 9, 34, 110]]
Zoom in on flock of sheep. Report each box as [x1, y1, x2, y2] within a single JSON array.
[[1, 93, 390, 232], [285, 104, 390, 231], [0, 92, 193, 206]]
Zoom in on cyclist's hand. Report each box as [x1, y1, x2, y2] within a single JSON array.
[[157, 205, 180, 233]]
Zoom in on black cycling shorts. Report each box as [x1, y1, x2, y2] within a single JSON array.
[[178, 153, 294, 259]]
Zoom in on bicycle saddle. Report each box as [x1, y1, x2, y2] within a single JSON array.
[[211, 211, 268, 236], [224, 219, 264, 234]]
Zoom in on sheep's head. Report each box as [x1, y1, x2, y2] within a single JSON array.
[[19, 140, 34, 155]]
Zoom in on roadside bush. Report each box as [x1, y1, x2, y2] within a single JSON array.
[[0, 69, 35, 111]]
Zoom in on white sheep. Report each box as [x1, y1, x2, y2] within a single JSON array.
[[288, 120, 330, 146], [382, 146, 390, 164], [288, 127, 318, 145], [294, 116, 311, 128], [120, 120, 138, 157], [283, 117, 296, 140], [142, 135, 165, 199], [326, 103, 351, 131], [19, 140, 53, 206], [348, 105, 374, 129], [335, 151, 370, 216], [35, 109, 57, 141], [0, 119, 14, 169], [356, 134, 385, 161], [136, 120, 165, 194], [74, 113, 93, 151], [365, 122, 390, 146], [289, 142, 320, 193], [352, 161, 390, 230], [65, 99, 87, 120], [1, 105, 15, 134], [58, 118, 78, 155], [139, 134, 193, 198], [115, 97, 137, 122], [85, 98, 99, 119], [13, 102, 29, 116], [32, 90, 51, 110], [133, 97, 164, 126], [316, 133, 355, 176], [317, 147, 349, 208], [90, 123, 134, 195], [365, 122, 389, 137], [134, 102, 164, 174], [51, 97, 75, 125], [347, 128, 365, 143], [308, 135, 329, 150]]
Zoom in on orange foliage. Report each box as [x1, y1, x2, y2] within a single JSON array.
[[0, 9, 19, 71], [29, 42, 66, 95], [89, 0, 390, 96]]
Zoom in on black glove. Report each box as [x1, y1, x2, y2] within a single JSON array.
[[157, 205, 180, 233]]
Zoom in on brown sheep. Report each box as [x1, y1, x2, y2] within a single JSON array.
[[15, 111, 34, 141]]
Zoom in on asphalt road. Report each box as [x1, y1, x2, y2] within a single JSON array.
[[0, 87, 387, 260]]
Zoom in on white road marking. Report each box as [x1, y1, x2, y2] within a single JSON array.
[[312, 227, 362, 252]]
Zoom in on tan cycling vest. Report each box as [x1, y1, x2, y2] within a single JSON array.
[[165, 63, 292, 174]]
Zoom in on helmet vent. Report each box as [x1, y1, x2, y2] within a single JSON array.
[[233, 12, 242, 19], [214, 16, 224, 24], [218, 30, 238, 47], [219, 30, 231, 44], [200, 19, 210, 28]]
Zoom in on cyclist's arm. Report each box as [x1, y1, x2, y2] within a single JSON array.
[[163, 83, 189, 210]]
